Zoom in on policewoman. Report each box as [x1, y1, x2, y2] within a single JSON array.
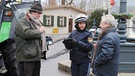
[[63, 14, 93, 76]]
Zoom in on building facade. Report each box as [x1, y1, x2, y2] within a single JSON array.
[[40, 5, 88, 34]]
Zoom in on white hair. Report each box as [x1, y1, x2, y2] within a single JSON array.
[[101, 14, 117, 27]]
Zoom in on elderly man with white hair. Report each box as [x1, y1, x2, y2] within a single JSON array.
[[92, 14, 120, 76]]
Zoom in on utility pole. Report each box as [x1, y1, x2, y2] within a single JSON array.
[[120, 0, 126, 13], [108, 0, 111, 14]]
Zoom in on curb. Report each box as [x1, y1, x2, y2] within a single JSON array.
[[58, 60, 71, 74]]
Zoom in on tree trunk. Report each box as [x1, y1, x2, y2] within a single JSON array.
[[62, 0, 65, 5]]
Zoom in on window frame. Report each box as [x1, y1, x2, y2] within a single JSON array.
[[57, 16, 67, 27], [43, 15, 54, 27]]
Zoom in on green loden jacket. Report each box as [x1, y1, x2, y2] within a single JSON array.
[[15, 18, 42, 61]]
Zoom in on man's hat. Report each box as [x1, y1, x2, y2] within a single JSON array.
[[29, 3, 42, 13]]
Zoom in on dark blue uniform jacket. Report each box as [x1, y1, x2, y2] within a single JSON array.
[[68, 30, 93, 64]]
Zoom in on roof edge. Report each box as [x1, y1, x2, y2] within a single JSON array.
[[42, 5, 88, 14]]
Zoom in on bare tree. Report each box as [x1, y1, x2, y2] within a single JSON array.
[[58, 0, 75, 5], [66, 0, 73, 5], [79, 0, 87, 10], [61, 0, 65, 5], [53, 0, 109, 12], [41, 0, 48, 7], [87, 0, 109, 12]]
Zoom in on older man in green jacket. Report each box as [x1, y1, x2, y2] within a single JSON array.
[[15, 3, 47, 76]]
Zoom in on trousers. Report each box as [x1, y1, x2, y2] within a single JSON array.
[[71, 62, 91, 76], [17, 61, 40, 76]]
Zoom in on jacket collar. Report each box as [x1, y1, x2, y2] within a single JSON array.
[[106, 27, 117, 34], [99, 27, 117, 40]]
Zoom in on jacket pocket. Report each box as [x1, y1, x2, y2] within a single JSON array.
[[23, 43, 37, 59]]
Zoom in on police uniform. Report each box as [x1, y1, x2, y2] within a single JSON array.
[[69, 29, 93, 76], [63, 14, 93, 76]]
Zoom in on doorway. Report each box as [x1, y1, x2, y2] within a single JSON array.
[[68, 19, 73, 33]]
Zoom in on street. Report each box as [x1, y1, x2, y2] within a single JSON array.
[[40, 40, 71, 76]]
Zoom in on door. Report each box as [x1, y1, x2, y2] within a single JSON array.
[[68, 19, 73, 33]]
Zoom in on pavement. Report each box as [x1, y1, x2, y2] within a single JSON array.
[[47, 33, 135, 76], [47, 33, 69, 43]]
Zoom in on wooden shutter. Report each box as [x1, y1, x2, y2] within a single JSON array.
[[64, 17, 67, 27], [43, 15, 46, 26], [51, 16, 54, 26], [57, 16, 60, 27]]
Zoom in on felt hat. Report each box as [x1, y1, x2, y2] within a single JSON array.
[[29, 3, 42, 13]]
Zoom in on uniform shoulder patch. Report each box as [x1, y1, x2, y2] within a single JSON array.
[[88, 37, 93, 43]]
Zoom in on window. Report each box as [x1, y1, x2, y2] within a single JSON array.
[[60, 17, 64, 26], [43, 15, 54, 27], [46, 16, 51, 25], [57, 16, 67, 27]]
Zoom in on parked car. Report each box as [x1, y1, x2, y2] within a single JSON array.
[[93, 28, 101, 41], [46, 36, 53, 45], [89, 28, 101, 43], [89, 28, 96, 36]]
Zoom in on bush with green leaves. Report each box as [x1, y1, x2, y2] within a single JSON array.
[[87, 9, 107, 29], [112, 13, 134, 19]]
